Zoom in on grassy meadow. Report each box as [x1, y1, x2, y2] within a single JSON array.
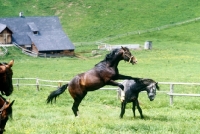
[[1, 0, 200, 133], [1, 43, 200, 134]]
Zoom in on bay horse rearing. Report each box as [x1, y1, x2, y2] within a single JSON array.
[[0, 60, 14, 96], [47, 47, 138, 117]]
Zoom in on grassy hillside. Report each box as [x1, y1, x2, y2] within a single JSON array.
[[1, 0, 200, 82], [1, 0, 200, 43]]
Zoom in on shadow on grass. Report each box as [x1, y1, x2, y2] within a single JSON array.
[[144, 115, 170, 121], [121, 114, 170, 122]]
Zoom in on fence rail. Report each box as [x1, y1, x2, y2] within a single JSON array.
[[159, 82, 200, 105], [98, 44, 140, 50], [13, 43, 48, 57], [12, 78, 200, 105], [13, 78, 69, 90]]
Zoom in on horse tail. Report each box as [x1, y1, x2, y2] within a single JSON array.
[[46, 84, 68, 104]]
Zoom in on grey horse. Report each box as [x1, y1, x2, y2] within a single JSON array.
[[118, 78, 159, 119]]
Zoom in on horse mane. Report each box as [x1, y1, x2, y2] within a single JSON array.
[[95, 48, 121, 66], [105, 48, 121, 60], [104, 47, 130, 61], [138, 78, 160, 90], [140, 78, 155, 84]]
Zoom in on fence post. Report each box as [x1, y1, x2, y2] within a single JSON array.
[[36, 78, 39, 91], [169, 84, 174, 105], [58, 81, 62, 87], [17, 79, 19, 90]]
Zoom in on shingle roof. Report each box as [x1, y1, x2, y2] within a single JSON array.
[[0, 16, 75, 51], [27, 22, 38, 32], [0, 23, 12, 33], [12, 33, 32, 45], [28, 30, 75, 51], [0, 23, 6, 33]]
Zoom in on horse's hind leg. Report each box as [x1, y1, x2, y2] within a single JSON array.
[[72, 99, 80, 117], [72, 92, 87, 117], [136, 99, 144, 119]]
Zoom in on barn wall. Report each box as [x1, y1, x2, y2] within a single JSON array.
[[32, 43, 39, 53], [0, 28, 12, 44], [38, 50, 75, 57], [61, 50, 75, 56]]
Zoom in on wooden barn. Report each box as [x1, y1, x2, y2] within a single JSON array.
[[0, 23, 12, 44], [0, 15, 75, 56]]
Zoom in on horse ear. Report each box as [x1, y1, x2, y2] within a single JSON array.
[[155, 82, 160, 90], [8, 60, 14, 67], [9, 100, 15, 107]]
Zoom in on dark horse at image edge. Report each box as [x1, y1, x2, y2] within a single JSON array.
[[0, 95, 14, 134], [0, 60, 14, 96], [0, 60, 14, 133], [47, 47, 139, 117]]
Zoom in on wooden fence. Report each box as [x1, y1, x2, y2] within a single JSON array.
[[0, 45, 8, 56], [13, 43, 48, 57], [159, 82, 200, 105], [13, 78, 69, 90], [98, 44, 140, 50], [12, 78, 200, 105]]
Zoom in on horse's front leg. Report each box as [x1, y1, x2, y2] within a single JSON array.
[[120, 101, 126, 118], [136, 99, 144, 119], [107, 80, 124, 90], [117, 74, 140, 82]]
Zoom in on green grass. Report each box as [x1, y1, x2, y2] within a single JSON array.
[[1, 44, 200, 133], [5, 86, 200, 134]]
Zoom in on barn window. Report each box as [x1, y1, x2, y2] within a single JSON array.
[[28, 22, 39, 35], [33, 31, 38, 35]]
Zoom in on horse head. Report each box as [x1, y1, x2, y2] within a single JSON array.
[[121, 46, 137, 64], [0, 60, 14, 96], [0, 96, 15, 133], [146, 82, 159, 101]]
